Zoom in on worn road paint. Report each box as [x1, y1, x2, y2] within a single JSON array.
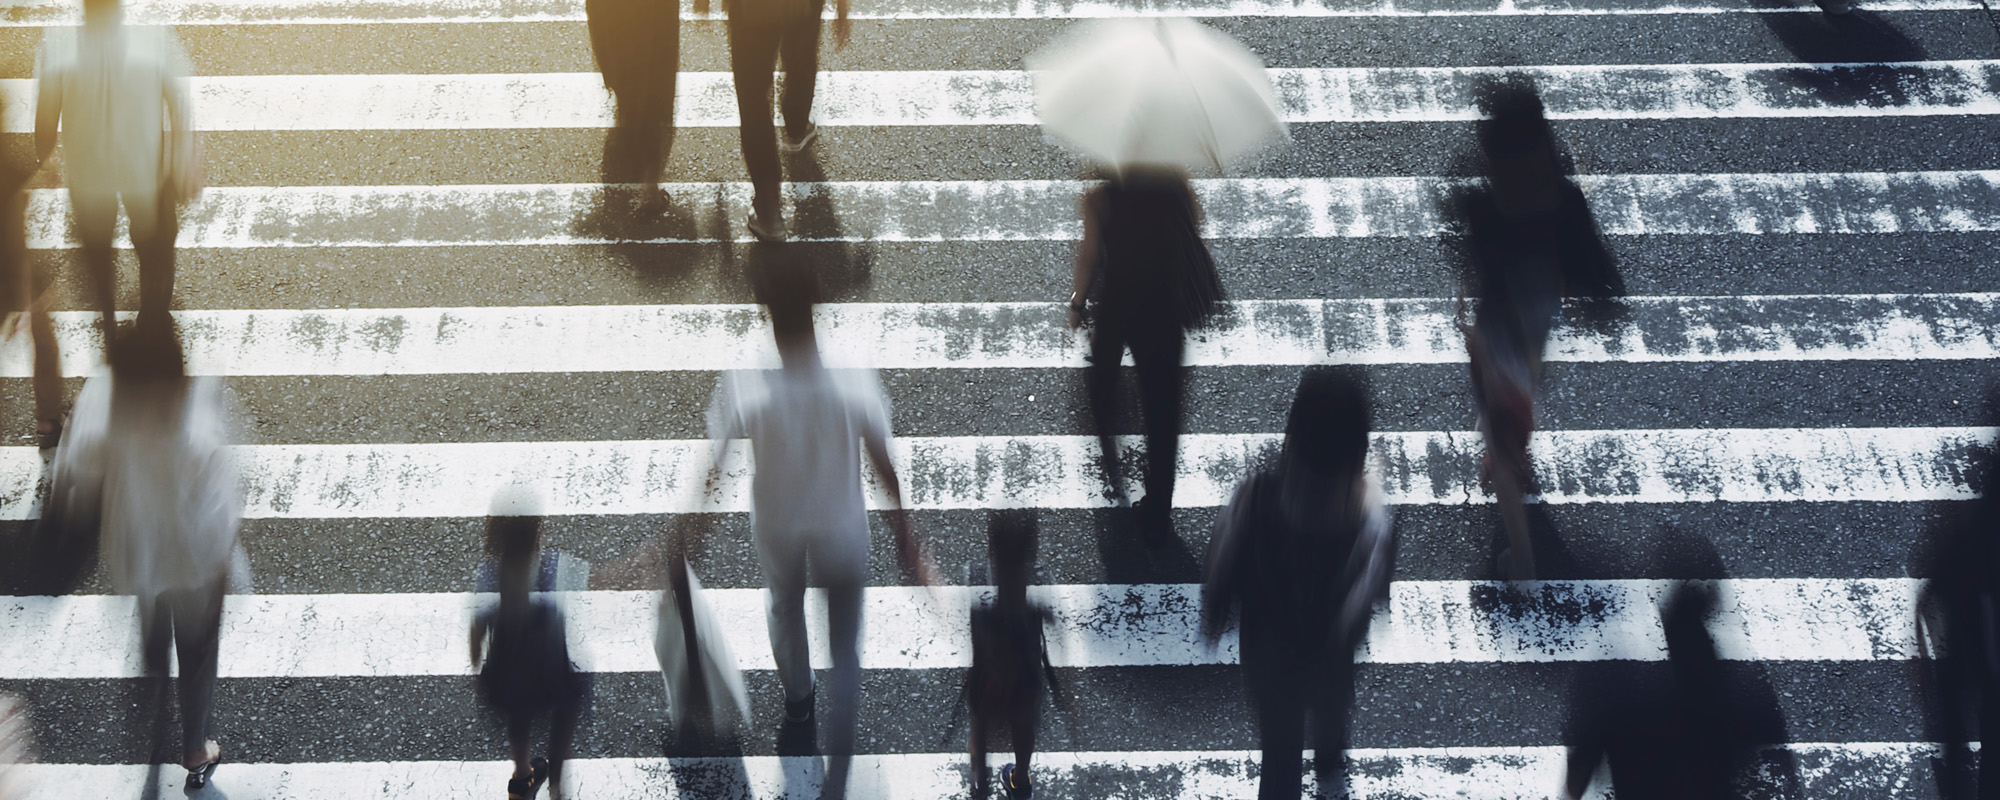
[[21, 172, 2000, 248], [7, 294, 1991, 377], [0, 0, 1975, 23], [0, 579, 1931, 679], [9, 744, 1955, 799], [7, 63, 1997, 131], [0, 427, 1979, 520]]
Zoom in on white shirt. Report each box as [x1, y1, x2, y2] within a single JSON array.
[[36, 18, 192, 197], [61, 374, 242, 599], [706, 366, 891, 538]]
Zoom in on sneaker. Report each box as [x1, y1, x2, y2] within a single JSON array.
[[748, 209, 788, 242], [784, 688, 816, 723], [780, 122, 819, 153], [1000, 763, 1032, 800]]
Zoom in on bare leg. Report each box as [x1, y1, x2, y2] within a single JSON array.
[[507, 712, 533, 779]]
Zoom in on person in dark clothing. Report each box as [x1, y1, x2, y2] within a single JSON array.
[[1068, 166, 1224, 544], [1563, 582, 1791, 800], [0, 124, 63, 448], [1454, 81, 1618, 581], [967, 510, 1055, 800], [1202, 368, 1395, 800], [470, 487, 588, 800], [1929, 432, 2000, 800], [587, 0, 680, 215], [699, 0, 849, 241]]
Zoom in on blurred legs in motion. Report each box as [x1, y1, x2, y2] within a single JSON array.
[[727, 1, 823, 238], [1087, 311, 1185, 543], [756, 523, 866, 797], [138, 575, 224, 772], [587, 0, 679, 213], [1253, 672, 1353, 800], [1, 166, 63, 447], [0, 694, 32, 800], [72, 183, 179, 336]]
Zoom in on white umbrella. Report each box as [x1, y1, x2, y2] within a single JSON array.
[[1028, 18, 1289, 170]]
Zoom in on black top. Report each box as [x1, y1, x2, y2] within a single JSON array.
[[1090, 173, 1223, 329]]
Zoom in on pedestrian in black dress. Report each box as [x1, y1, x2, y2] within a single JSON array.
[[1930, 431, 2000, 800], [1201, 368, 1395, 799], [1067, 165, 1224, 544], [469, 487, 589, 800], [587, 0, 681, 215], [1454, 81, 1616, 581], [967, 510, 1055, 800]]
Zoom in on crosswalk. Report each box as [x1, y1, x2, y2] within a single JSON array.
[[0, 0, 1991, 797]]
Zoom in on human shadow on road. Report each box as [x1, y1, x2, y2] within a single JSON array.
[[1751, 0, 1928, 106]]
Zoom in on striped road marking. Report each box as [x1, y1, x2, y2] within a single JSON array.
[[13, 744, 1940, 799], [0, 580, 1929, 679], [0, 427, 1982, 519], [22, 172, 2000, 247], [9, 63, 1999, 131], [9, 293, 1992, 377], [0, 0, 1977, 23]]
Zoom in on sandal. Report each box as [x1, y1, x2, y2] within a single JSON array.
[[507, 757, 549, 799], [184, 740, 221, 789]]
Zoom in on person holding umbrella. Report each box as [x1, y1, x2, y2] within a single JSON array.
[[1031, 19, 1284, 543]]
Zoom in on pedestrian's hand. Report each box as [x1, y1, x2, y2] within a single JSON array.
[[833, 15, 851, 51]]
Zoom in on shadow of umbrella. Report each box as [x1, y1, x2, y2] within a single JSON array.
[[1751, 0, 1928, 105]]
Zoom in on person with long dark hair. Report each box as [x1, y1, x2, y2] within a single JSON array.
[[1455, 81, 1617, 581], [1202, 368, 1395, 799], [1068, 165, 1224, 545]]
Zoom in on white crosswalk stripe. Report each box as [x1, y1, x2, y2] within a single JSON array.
[[6, 293, 1995, 377], [10, 63, 1999, 132], [1, 0, 1984, 793], [0, 427, 1980, 519], [22, 171, 2000, 248], [0, 579, 1928, 679]]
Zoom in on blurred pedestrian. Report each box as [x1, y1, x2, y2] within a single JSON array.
[[1929, 432, 2000, 800], [1563, 582, 1783, 800], [966, 510, 1055, 800], [587, 0, 679, 216], [0, 112, 64, 448], [697, 0, 850, 240], [1201, 368, 1395, 800], [469, 486, 589, 800], [701, 249, 933, 799], [1068, 165, 1223, 545], [56, 320, 240, 790], [0, 694, 32, 800], [34, 0, 202, 336], [1454, 81, 1614, 582]]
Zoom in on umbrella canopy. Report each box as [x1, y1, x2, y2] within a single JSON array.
[[1028, 18, 1289, 170]]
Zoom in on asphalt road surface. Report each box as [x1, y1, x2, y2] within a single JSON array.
[[3, 0, 2000, 796]]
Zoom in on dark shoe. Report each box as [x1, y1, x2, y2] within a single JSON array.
[[1133, 498, 1176, 547], [35, 412, 64, 450], [1001, 763, 1032, 800], [780, 122, 819, 153], [507, 757, 548, 799], [183, 749, 220, 790], [748, 210, 788, 242], [784, 688, 816, 723]]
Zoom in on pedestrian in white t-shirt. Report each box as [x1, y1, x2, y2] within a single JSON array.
[[700, 249, 933, 799], [34, 0, 201, 335]]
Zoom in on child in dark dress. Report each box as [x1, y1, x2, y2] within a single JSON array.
[[967, 510, 1055, 800], [469, 487, 587, 800]]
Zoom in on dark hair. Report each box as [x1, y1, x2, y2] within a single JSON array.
[[1476, 79, 1552, 159], [487, 514, 542, 571], [987, 509, 1038, 584], [108, 316, 187, 384], [1283, 367, 1371, 476], [748, 245, 821, 344]]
